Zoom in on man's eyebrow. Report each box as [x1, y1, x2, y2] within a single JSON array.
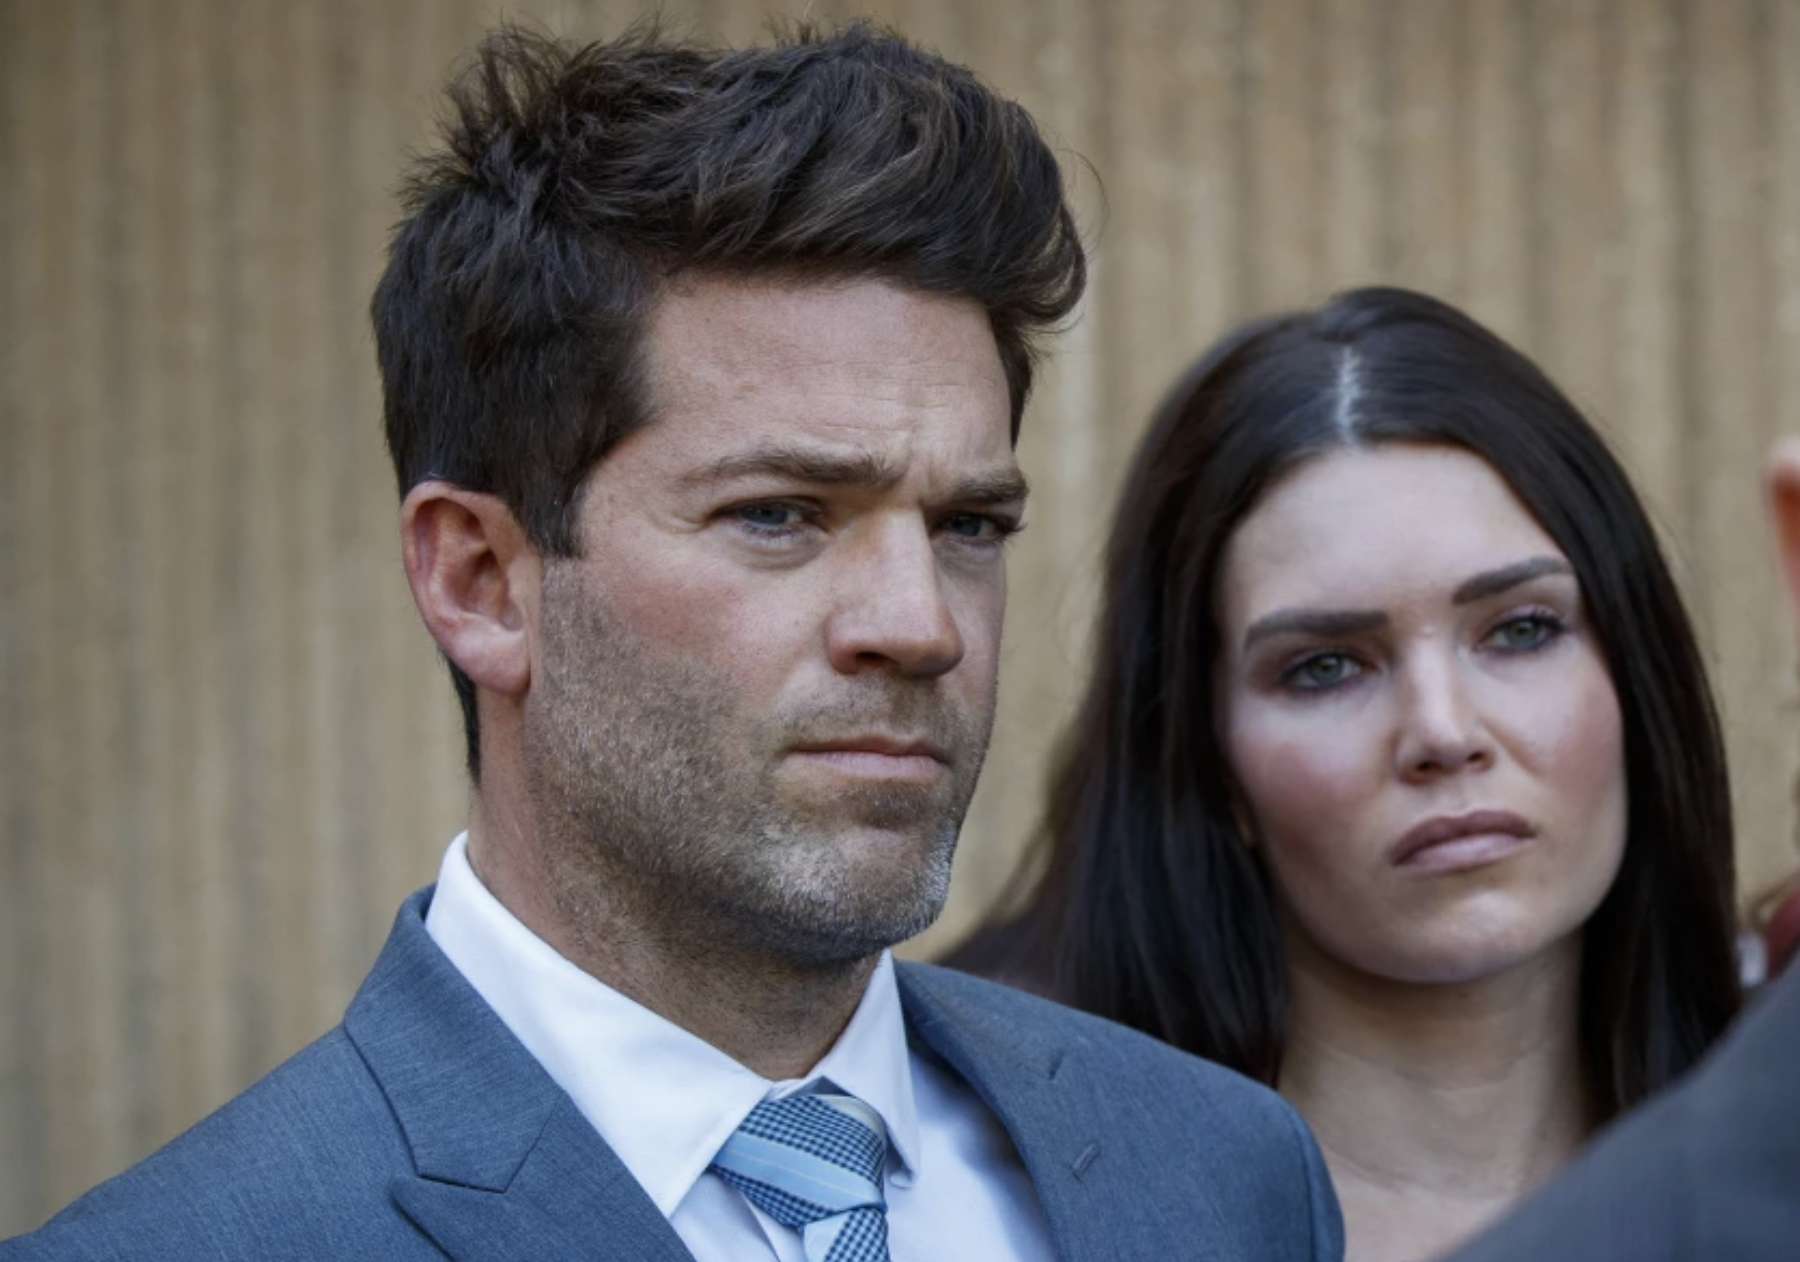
[[1452, 556, 1575, 605], [682, 446, 906, 491], [949, 469, 1031, 507], [1243, 609, 1387, 652], [680, 445, 1029, 506]]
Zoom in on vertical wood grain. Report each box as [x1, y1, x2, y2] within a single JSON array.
[[1244, 0, 1324, 309], [1612, 0, 1685, 521], [1739, 0, 1800, 898], [30, 0, 133, 1198], [1688, 0, 1785, 908], [1464, 0, 1533, 342], [1318, 0, 1388, 286], [1531, 0, 1617, 413], [1767, 0, 1800, 895], [0, 0, 39, 1234], [1386, 0, 1465, 295]]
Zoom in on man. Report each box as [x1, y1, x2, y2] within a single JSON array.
[[1438, 443, 1800, 1262], [3, 23, 1341, 1262]]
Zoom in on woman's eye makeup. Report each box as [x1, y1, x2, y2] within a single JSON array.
[[1482, 607, 1567, 653], [1279, 650, 1363, 692], [1264, 604, 1571, 692]]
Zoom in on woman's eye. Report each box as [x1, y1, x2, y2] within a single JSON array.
[[1285, 652, 1359, 691], [1488, 613, 1561, 652]]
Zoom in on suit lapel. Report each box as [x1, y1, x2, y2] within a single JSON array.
[[388, 1106, 694, 1262], [345, 890, 696, 1262], [345, 898, 1152, 1261], [895, 963, 1109, 1262]]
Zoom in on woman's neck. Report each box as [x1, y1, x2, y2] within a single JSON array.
[[1278, 933, 1592, 1262]]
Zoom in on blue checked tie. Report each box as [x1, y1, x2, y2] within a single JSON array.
[[709, 1092, 892, 1262]]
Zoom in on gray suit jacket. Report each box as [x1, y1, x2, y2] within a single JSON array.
[[4, 888, 1344, 1261], [1443, 964, 1800, 1262]]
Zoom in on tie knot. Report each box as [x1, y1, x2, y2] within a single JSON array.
[[709, 1092, 892, 1262], [736, 1093, 887, 1187]]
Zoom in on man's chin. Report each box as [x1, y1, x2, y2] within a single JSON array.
[[718, 842, 956, 965], [778, 774, 959, 834], [756, 898, 949, 967]]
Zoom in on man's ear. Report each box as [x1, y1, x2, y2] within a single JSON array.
[[400, 482, 539, 698], [1768, 440, 1800, 632]]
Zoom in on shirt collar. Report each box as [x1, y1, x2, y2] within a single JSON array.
[[423, 833, 920, 1215], [775, 949, 921, 1181]]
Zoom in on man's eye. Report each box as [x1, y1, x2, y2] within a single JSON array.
[[734, 502, 808, 531], [942, 513, 1018, 542]]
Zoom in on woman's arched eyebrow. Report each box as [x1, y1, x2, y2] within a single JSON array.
[[1241, 556, 1577, 652], [1452, 556, 1574, 605], [1243, 609, 1386, 651]]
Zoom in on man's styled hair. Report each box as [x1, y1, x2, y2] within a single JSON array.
[[371, 21, 1086, 776]]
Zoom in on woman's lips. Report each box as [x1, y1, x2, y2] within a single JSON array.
[[1391, 809, 1536, 872]]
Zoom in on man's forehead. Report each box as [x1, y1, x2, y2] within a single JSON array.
[[627, 273, 1016, 485], [642, 274, 1006, 395]]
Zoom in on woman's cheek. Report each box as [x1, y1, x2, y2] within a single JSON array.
[[1491, 652, 1623, 787], [1233, 718, 1379, 861]]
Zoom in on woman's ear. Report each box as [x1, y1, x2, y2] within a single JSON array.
[[1768, 442, 1800, 634], [400, 482, 538, 699]]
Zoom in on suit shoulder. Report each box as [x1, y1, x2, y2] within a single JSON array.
[[898, 961, 1345, 1261], [3, 1027, 427, 1261], [898, 961, 1295, 1114]]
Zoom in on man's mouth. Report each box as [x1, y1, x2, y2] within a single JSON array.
[[787, 735, 949, 782]]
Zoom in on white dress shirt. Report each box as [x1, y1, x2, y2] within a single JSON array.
[[424, 834, 1054, 1262]]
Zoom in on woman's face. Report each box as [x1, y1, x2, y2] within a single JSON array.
[[1215, 442, 1627, 987]]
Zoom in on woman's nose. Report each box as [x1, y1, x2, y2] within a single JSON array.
[[1393, 652, 1495, 781]]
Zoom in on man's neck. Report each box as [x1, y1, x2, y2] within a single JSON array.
[[574, 930, 879, 1081], [465, 807, 876, 1081]]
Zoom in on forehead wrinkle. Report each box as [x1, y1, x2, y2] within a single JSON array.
[[680, 444, 1028, 515], [647, 282, 1001, 406], [646, 352, 998, 446], [680, 443, 905, 492]]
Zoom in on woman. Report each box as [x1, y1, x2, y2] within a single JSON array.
[[951, 287, 1742, 1262]]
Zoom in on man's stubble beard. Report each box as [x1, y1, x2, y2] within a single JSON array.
[[523, 563, 994, 969]]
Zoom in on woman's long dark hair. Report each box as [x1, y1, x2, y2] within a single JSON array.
[[958, 286, 1741, 1120]]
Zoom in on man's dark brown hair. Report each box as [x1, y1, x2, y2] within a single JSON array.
[[371, 20, 1086, 777]]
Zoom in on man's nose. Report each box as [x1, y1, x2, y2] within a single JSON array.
[[1392, 650, 1495, 781], [824, 523, 965, 678]]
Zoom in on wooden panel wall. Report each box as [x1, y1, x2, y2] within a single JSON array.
[[3, 0, 1797, 1235]]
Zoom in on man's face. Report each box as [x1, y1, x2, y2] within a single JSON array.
[[522, 275, 1020, 966]]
